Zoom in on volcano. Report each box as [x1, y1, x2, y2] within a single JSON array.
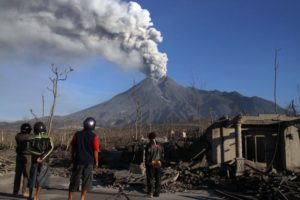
[[66, 76, 282, 127]]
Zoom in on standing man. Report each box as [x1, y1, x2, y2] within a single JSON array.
[[68, 117, 100, 200], [27, 122, 54, 200], [145, 132, 163, 198], [13, 123, 32, 197]]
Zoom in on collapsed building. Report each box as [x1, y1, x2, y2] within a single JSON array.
[[206, 114, 300, 175]]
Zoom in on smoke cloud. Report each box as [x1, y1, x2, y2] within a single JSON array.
[[0, 0, 168, 79]]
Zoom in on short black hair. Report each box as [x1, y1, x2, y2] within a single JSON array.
[[148, 132, 156, 140]]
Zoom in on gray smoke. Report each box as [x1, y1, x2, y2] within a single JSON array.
[[0, 0, 168, 79]]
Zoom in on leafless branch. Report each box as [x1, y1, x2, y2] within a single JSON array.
[[42, 92, 45, 120], [47, 64, 73, 136], [30, 109, 38, 121]]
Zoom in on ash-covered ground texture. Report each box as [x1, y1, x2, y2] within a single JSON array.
[[66, 76, 284, 127], [1, 135, 300, 200], [0, 145, 219, 200]]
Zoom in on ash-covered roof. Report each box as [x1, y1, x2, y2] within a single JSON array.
[[207, 114, 300, 130]]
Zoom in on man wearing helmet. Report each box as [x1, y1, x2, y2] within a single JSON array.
[[13, 123, 32, 197], [68, 117, 100, 200], [27, 121, 54, 200]]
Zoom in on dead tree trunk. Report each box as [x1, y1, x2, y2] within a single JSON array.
[[132, 79, 142, 140], [47, 64, 73, 136], [274, 48, 281, 114], [30, 109, 39, 122], [42, 92, 45, 120], [190, 74, 202, 135], [135, 100, 142, 140]]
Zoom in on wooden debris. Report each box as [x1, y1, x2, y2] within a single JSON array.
[[0, 154, 16, 175]]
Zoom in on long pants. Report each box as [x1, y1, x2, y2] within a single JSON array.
[[146, 165, 161, 195], [13, 154, 31, 194]]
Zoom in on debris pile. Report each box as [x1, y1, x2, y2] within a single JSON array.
[[1, 131, 300, 199], [93, 167, 180, 190], [0, 153, 15, 175], [50, 148, 72, 168], [215, 174, 300, 200], [49, 148, 73, 178]]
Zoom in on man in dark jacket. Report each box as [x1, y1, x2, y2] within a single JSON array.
[[13, 123, 32, 197], [145, 132, 163, 198], [68, 117, 100, 200], [27, 122, 54, 200]]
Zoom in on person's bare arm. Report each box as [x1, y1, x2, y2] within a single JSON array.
[[94, 151, 99, 168], [93, 135, 100, 168]]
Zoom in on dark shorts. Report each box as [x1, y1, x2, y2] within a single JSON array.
[[28, 162, 49, 189], [69, 165, 93, 192]]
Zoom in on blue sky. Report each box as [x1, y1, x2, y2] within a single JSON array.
[[0, 0, 299, 121]]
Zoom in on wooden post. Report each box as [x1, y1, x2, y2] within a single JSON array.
[[235, 117, 245, 176], [236, 121, 243, 158]]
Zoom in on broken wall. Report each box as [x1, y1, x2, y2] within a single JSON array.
[[208, 127, 235, 164], [283, 126, 300, 171]]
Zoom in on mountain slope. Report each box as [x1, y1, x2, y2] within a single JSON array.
[[67, 76, 283, 127]]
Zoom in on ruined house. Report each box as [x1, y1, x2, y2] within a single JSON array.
[[205, 114, 300, 174]]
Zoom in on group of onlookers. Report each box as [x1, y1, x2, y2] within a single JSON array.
[[13, 117, 163, 200]]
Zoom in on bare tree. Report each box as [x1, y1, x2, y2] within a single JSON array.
[[274, 48, 281, 114], [209, 108, 216, 124], [135, 99, 142, 140], [30, 109, 38, 121], [42, 92, 45, 120], [131, 79, 142, 140], [47, 64, 73, 135], [190, 74, 202, 136], [295, 84, 300, 115], [29, 92, 45, 122], [190, 74, 199, 90], [286, 100, 297, 116], [148, 110, 152, 132]]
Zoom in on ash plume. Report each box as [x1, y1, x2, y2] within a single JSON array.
[[0, 0, 168, 79]]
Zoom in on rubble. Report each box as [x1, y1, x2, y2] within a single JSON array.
[[215, 173, 300, 200], [0, 151, 15, 175], [1, 126, 300, 200], [93, 167, 180, 191]]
